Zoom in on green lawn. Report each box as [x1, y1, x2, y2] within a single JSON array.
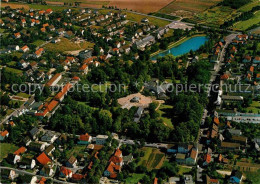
[[6, 61, 17, 67], [239, 0, 260, 12], [5, 67, 23, 74], [138, 147, 153, 166], [245, 170, 260, 184], [0, 143, 19, 161], [44, 37, 94, 52], [246, 101, 260, 113], [32, 40, 45, 47], [157, 104, 173, 129], [233, 11, 260, 31], [65, 145, 87, 159], [125, 173, 145, 184], [177, 165, 192, 175], [16, 92, 30, 98]]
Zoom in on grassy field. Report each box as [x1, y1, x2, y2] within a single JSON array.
[[238, 0, 260, 12], [233, 11, 260, 31], [245, 170, 260, 184], [16, 92, 30, 98], [5, 67, 23, 75], [157, 104, 173, 128], [125, 11, 170, 27], [65, 145, 87, 159], [0, 143, 19, 161], [44, 38, 94, 52], [177, 165, 192, 175], [192, 6, 237, 27], [32, 40, 46, 47], [246, 101, 260, 113], [125, 173, 145, 184], [138, 147, 165, 170]]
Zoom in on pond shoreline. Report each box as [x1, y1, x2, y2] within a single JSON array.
[[150, 34, 207, 58]]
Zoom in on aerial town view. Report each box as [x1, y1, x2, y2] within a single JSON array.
[[0, 0, 260, 183]]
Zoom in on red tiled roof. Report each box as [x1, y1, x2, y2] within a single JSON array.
[[109, 156, 122, 164], [204, 154, 211, 163], [72, 173, 84, 180], [45, 9, 53, 14], [21, 45, 29, 51], [250, 66, 254, 73], [54, 83, 72, 100], [43, 23, 49, 28], [79, 64, 88, 70], [46, 100, 59, 112], [114, 148, 122, 157], [60, 166, 72, 176], [154, 177, 158, 184], [79, 133, 91, 141], [9, 121, 15, 126], [37, 152, 51, 165], [214, 117, 219, 125], [14, 147, 26, 155], [14, 32, 21, 37], [46, 73, 61, 87], [190, 149, 197, 160], [35, 48, 44, 56], [72, 76, 80, 80], [221, 74, 229, 80], [0, 130, 9, 137]]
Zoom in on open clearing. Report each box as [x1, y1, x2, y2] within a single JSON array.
[[44, 38, 94, 53], [159, 0, 222, 17], [157, 104, 173, 129], [138, 147, 165, 170], [0, 143, 19, 161], [117, 93, 153, 110], [233, 11, 260, 31]]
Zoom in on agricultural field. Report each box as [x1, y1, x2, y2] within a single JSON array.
[[124, 11, 170, 27], [138, 147, 165, 170], [191, 6, 238, 27], [233, 11, 260, 31], [159, 0, 222, 17], [0, 143, 19, 161], [44, 38, 94, 53], [238, 0, 260, 12]]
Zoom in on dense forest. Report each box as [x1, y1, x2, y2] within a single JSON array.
[[220, 0, 251, 9]]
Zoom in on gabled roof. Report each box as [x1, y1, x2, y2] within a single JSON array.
[[79, 133, 91, 141], [214, 117, 219, 125], [204, 154, 211, 163], [60, 166, 72, 176], [14, 147, 26, 155], [114, 148, 122, 157], [37, 152, 51, 165], [0, 130, 9, 137]]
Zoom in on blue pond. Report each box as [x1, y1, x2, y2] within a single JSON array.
[[151, 36, 208, 60]]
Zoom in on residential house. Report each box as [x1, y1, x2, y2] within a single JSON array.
[[184, 175, 194, 184], [243, 55, 251, 63], [14, 147, 27, 155], [109, 148, 123, 167], [29, 142, 46, 152], [59, 166, 72, 180], [37, 152, 51, 165], [206, 175, 219, 184], [66, 156, 77, 168], [34, 48, 44, 58], [54, 83, 72, 102], [186, 147, 198, 165], [41, 131, 58, 143], [6, 154, 21, 165], [77, 133, 92, 145], [104, 161, 120, 179], [79, 49, 92, 60], [45, 73, 62, 87], [230, 170, 242, 184], [221, 142, 240, 151], [96, 135, 108, 145], [203, 154, 211, 166], [178, 144, 190, 154], [23, 136, 32, 146], [40, 163, 54, 177], [21, 45, 29, 52], [14, 32, 21, 38], [19, 157, 36, 169], [29, 127, 40, 140], [253, 56, 260, 64], [175, 153, 186, 164], [0, 130, 9, 141], [45, 144, 55, 155]]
